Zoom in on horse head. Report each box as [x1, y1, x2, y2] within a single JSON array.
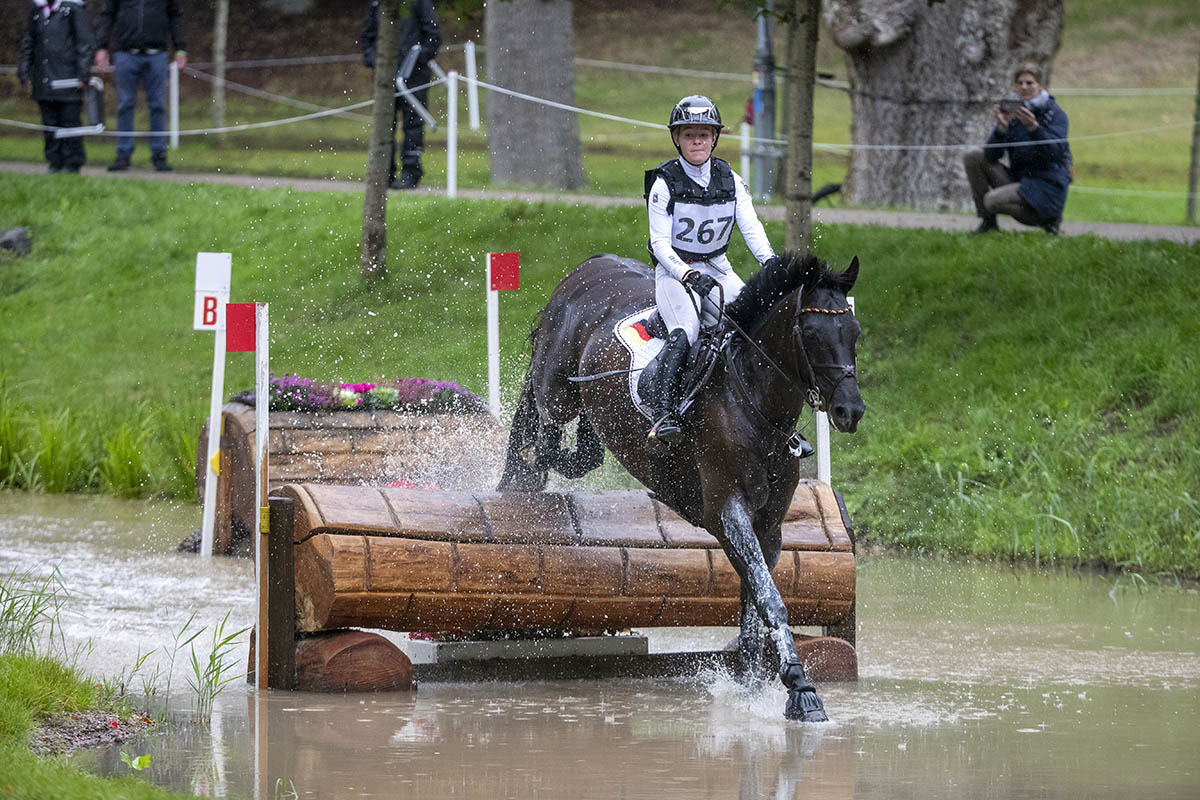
[[793, 256, 864, 433]]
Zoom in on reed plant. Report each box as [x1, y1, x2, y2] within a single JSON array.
[[0, 566, 68, 659], [186, 612, 249, 724], [98, 421, 151, 499]]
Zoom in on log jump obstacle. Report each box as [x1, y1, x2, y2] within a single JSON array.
[[255, 480, 858, 691]]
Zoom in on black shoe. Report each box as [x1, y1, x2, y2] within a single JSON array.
[[48, 165, 62, 174], [107, 158, 130, 172], [152, 155, 173, 172], [972, 216, 999, 234], [1042, 218, 1061, 236], [390, 170, 421, 190]]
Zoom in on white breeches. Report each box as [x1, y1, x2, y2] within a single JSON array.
[[655, 261, 746, 345]]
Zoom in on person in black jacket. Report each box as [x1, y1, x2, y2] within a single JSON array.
[[361, 0, 441, 190], [18, 0, 94, 173], [963, 61, 1072, 236], [93, 0, 186, 172]]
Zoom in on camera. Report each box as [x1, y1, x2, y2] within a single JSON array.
[[997, 99, 1024, 115]]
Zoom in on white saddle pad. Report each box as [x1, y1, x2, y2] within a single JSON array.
[[613, 307, 665, 421]]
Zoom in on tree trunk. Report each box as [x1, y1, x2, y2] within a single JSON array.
[[361, 0, 404, 279], [825, 0, 1064, 211], [212, 0, 228, 141], [484, 0, 587, 190], [782, 0, 821, 253]]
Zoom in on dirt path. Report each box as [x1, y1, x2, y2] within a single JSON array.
[[4, 160, 1197, 245]]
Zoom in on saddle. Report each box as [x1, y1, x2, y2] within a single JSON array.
[[617, 308, 728, 421]]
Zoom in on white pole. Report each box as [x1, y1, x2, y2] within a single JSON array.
[[465, 42, 480, 131], [447, 70, 458, 199], [200, 316, 226, 557], [169, 61, 179, 149], [816, 412, 831, 485], [486, 261, 500, 418], [254, 302, 269, 686], [740, 121, 751, 181]]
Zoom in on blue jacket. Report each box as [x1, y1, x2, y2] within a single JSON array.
[[985, 95, 1070, 222]]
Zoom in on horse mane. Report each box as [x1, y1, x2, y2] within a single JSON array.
[[726, 250, 831, 333]]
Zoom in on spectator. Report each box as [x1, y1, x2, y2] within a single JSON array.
[[94, 0, 186, 172], [963, 61, 1071, 235], [360, 0, 441, 190], [18, 0, 94, 174]]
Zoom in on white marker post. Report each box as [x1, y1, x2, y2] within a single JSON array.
[[169, 60, 179, 149], [447, 70, 458, 199], [464, 41, 480, 130], [816, 295, 855, 486], [193, 253, 232, 557], [227, 302, 269, 685], [486, 252, 520, 418]]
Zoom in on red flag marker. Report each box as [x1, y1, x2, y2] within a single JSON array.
[[488, 252, 520, 291], [226, 302, 257, 352]]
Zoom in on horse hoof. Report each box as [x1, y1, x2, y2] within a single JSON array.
[[784, 687, 829, 722]]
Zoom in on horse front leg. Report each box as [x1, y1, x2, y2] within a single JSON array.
[[718, 497, 828, 722]]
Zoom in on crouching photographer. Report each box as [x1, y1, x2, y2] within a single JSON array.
[[963, 61, 1072, 236]]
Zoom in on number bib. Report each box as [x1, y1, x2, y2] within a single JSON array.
[[643, 158, 739, 263], [670, 199, 736, 259]]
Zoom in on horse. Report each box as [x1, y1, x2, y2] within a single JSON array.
[[497, 251, 864, 721]]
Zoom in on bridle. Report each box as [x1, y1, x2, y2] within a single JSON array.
[[722, 287, 857, 455]]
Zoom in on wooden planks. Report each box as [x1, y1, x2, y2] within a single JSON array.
[[279, 480, 856, 635]]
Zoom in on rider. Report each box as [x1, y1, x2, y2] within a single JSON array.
[[644, 94, 779, 447]]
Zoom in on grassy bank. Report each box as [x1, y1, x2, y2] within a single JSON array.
[[1, 173, 1198, 575], [0, 569, 205, 800]]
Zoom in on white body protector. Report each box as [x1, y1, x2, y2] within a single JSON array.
[[646, 157, 775, 344]]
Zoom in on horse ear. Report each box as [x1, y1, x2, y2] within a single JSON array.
[[838, 256, 859, 293]]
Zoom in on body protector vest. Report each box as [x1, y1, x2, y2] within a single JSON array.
[[644, 158, 737, 264]]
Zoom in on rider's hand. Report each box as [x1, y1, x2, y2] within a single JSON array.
[[682, 270, 716, 298]]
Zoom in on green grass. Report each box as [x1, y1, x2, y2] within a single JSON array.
[[1, 172, 1198, 577], [0, 569, 202, 800]]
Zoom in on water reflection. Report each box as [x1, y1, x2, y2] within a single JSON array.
[[3, 494, 1199, 799]]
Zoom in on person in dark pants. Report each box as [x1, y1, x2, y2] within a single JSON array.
[[93, 0, 186, 172], [18, 0, 94, 174], [360, 0, 441, 190], [963, 61, 1071, 236]]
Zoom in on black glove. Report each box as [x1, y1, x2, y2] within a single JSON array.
[[682, 270, 717, 298]]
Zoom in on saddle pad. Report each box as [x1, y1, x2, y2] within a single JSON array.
[[614, 307, 665, 420]]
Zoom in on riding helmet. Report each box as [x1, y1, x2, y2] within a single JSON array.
[[669, 95, 722, 150]]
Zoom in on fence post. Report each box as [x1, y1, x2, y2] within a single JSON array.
[[169, 61, 179, 149], [447, 70, 458, 199], [740, 122, 751, 181], [465, 41, 480, 131]]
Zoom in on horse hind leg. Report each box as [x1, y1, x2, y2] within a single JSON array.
[[496, 373, 549, 492]]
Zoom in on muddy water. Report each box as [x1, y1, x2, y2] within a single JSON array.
[[2, 493, 1199, 799]]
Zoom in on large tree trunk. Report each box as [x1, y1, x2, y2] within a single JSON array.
[[484, 0, 586, 190], [782, 0, 821, 253], [361, 0, 404, 279], [825, 0, 1064, 212]]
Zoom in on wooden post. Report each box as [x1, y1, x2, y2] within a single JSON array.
[[266, 496, 296, 690], [1187, 48, 1200, 225]]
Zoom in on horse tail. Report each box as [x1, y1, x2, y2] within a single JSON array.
[[496, 366, 549, 492]]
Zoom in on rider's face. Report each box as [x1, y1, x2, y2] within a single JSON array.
[[674, 125, 717, 166]]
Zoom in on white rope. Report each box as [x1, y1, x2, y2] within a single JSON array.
[[185, 67, 371, 120], [469, 76, 666, 131], [0, 78, 444, 137]]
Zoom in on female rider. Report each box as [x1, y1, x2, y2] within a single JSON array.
[[644, 94, 806, 453]]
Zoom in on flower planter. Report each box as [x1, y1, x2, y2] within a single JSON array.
[[196, 401, 506, 555]]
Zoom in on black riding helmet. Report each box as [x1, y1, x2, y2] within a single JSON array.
[[669, 95, 722, 154]]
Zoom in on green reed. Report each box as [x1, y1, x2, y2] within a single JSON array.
[[186, 611, 249, 724], [0, 567, 68, 659]]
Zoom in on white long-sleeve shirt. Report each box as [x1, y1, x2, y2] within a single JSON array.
[[647, 157, 775, 282]]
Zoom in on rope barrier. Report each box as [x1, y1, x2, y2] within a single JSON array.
[[184, 67, 372, 120]]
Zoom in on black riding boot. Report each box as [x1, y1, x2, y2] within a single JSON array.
[[647, 329, 690, 447]]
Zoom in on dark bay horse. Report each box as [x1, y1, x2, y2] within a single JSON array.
[[497, 251, 864, 721]]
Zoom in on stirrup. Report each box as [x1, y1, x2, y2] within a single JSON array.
[[648, 413, 683, 445]]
